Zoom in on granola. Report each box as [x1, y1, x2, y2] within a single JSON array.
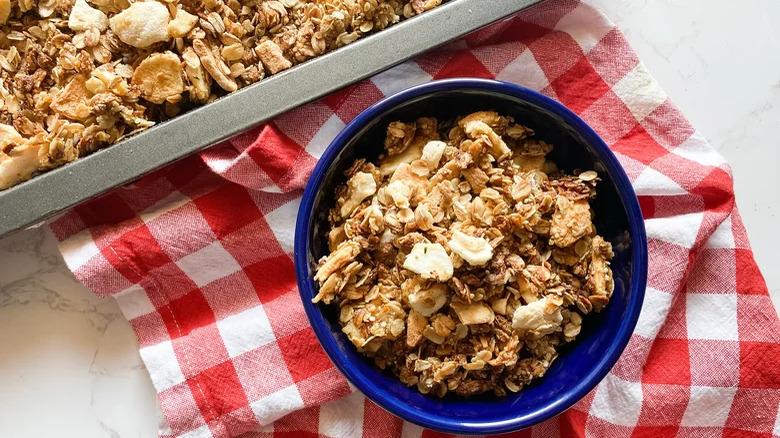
[[313, 111, 615, 397], [0, 0, 444, 190]]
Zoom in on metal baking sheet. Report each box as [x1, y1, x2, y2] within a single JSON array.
[[0, 0, 544, 238]]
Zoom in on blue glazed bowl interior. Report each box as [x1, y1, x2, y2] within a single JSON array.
[[294, 79, 647, 434]]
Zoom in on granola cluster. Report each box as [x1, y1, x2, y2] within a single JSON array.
[[313, 111, 615, 397], [0, 0, 443, 189]]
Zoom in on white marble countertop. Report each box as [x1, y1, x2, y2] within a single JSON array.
[[1, 1, 778, 436]]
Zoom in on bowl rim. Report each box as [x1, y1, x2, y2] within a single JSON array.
[[294, 78, 648, 434]]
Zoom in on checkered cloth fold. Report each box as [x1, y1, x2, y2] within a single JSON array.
[[48, 1, 780, 437]]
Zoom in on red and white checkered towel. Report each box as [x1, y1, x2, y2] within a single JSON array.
[[48, 1, 780, 437]]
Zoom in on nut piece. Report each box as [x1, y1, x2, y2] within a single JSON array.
[[69, 0, 109, 32], [257, 40, 293, 74], [50, 74, 92, 121], [182, 47, 211, 103], [167, 9, 198, 38], [340, 172, 377, 218], [448, 230, 493, 266], [131, 52, 184, 104], [461, 168, 489, 193], [462, 120, 511, 159], [192, 39, 237, 92], [406, 310, 427, 347], [109, 1, 171, 48], [420, 140, 446, 170], [586, 236, 614, 311], [313, 241, 360, 284], [403, 243, 453, 281], [550, 196, 593, 247], [451, 301, 494, 325], [511, 296, 563, 335]]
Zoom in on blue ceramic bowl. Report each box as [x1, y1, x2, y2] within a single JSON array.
[[294, 79, 647, 434]]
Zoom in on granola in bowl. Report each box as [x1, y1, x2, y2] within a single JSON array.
[[0, 0, 444, 190], [312, 111, 615, 397]]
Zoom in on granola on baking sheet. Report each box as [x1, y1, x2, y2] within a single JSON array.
[[0, 0, 444, 189], [313, 111, 615, 397]]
